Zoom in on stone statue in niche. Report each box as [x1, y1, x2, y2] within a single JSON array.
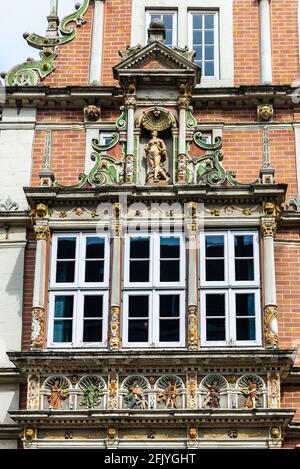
[[203, 380, 221, 409], [125, 379, 148, 409], [48, 379, 68, 409], [158, 379, 179, 409], [145, 131, 170, 184], [240, 379, 260, 408]]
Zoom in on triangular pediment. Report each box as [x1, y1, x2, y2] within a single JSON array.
[[113, 41, 201, 87]]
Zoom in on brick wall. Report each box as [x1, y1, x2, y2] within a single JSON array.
[[282, 384, 300, 422], [22, 231, 36, 351]]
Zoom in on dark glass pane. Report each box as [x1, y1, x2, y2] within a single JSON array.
[[130, 237, 149, 258], [205, 14, 214, 29], [205, 61, 215, 76], [236, 318, 256, 341], [85, 260, 104, 282], [205, 46, 214, 60], [206, 318, 225, 341], [160, 320, 180, 342], [204, 30, 214, 44], [57, 238, 76, 259], [129, 296, 149, 318], [206, 236, 224, 257], [86, 237, 104, 259], [236, 293, 255, 317], [128, 320, 148, 342], [206, 259, 224, 281], [160, 237, 180, 258], [56, 261, 75, 283], [159, 295, 179, 317], [165, 30, 173, 46], [160, 260, 180, 282], [83, 320, 102, 342], [84, 295, 103, 318], [130, 260, 149, 282], [206, 294, 225, 317], [235, 259, 254, 281], [193, 14, 202, 29], [234, 235, 254, 257], [53, 320, 72, 342], [194, 46, 202, 61], [163, 14, 173, 29], [193, 30, 202, 45], [54, 296, 73, 318]]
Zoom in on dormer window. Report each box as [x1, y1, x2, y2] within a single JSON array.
[[145, 10, 177, 46]]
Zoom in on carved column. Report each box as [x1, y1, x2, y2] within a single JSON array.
[[31, 204, 50, 350], [177, 95, 189, 183], [124, 94, 137, 184], [109, 203, 122, 351], [187, 202, 199, 350], [261, 203, 278, 348], [258, 0, 272, 84], [89, 0, 105, 84]]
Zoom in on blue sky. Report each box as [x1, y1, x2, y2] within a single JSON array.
[[0, 0, 78, 74]]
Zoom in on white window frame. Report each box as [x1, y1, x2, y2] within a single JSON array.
[[48, 291, 108, 348], [123, 290, 185, 348], [200, 289, 229, 347], [231, 289, 261, 347], [145, 9, 178, 46], [188, 10, 219, 79], [200, 231, 228, 287], [99, 132, 114, 146], [50, 233, 110, 289]]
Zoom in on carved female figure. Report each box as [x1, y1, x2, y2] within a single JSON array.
[[48, 380, 68, 409], [203, 380, 221, 409], [240, 380, 260, 409], [145, 131, 170, 183], [125, 380, 148, 409]]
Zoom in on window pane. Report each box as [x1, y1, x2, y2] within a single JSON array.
[[193, 30, 202, 45], [236, 318, 256, 341], [236, 293, 255, 317], [205, 30, 214, 44], [130, 261, 149, 282], [84, 295, 103, 318], [130, 238, 149, 258], [86, 237, 104, 259], [193, 14, 202, 29], [235, 259, 254, 281], [159, 295, 179, 317], [85, 260, 104, 282], [205, 46, 214, 60], [160, 237, 180, 258], [160, 260, 180, 282], [205, 61, 215, 76], [206, 236, 224, 257], [129, 296, 149, 318], [54, 296, 73, 318], [57, 238, 76, 259], [160, 320, 180, 342], [194, 46, 202, 61], [206, 319, 225, 341], [206, 259, 224, 281], [163, 14, 173, 30], [206, 294, 225, 317], [235, 235, 254, 257], [205, 14, 214, 29], [128, 320, 148, 342], [165, 30, 173, 46], [53, 320, 72, 342], [83, 320, 102, 342], [56, 261, 75, 283]]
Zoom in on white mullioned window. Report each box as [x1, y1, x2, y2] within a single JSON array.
[[199, 230, 261, 346], [48, 233, 110, 348], [145, 10, 177, 46], [188, 11, 219, 78], [123, 232, 185, 347]]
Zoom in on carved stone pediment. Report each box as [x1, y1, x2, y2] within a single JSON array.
[[113, 41, 201, 88]]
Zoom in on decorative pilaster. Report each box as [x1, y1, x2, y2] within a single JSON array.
[[109, 203, 122, 351], [258, 0, 272, 84], [260, 126, 275, 184], [124, 94, 137, 184], [261, 202, 279, 348], [186, 372, 198, 409], [89, 0, 105, 84], [39, 130, 54, 187], [27, 374, 40, 410], [31, 204, 50, 350], [186, 202, 199, 350], [177, 93, 189, 183], [107, 372, 119, 409], [267, 372, 281, 408]]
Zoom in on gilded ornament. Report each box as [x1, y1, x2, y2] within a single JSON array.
[[108, 374, 118, 410], [27, 374, 40, 411], [264, 305, 279, 347], [186, 372, 197, 409], [267, 373, 281, 408], [107, 428, 118, 440], [84, 105, 101, 121], [36, 203, 48, 218], [211, 208, 220, 217], [59, 211, 67, 218], [258, 105, 273, 122], [228, 430, 238, 439], [187, 305, 198, 350], [227, 375, 238, 384], [31, 307, 46, 348], [34, 225, 50, 240], [24, 427, 36, 442], [242, 208, 252, 216], [260, 219, 277, 238], [109, 306, 121, 351], [188, 427, 198, 440], [270, 427, 281, 441], [141, 108, 173, 132]]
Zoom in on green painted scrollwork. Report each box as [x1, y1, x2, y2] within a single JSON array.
[[193, 132, 222, 151], [116, 107, 127, 130], [186, 109, 197, 129], [4, 0, 90, 86], [91, 132, 120, 152], [188, 149, 240, 186]]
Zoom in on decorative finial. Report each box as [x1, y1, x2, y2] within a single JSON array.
[[148, 18, 166, 44]]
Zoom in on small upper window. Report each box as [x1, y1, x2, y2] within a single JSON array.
[[146, 10, 177, 46], [188, 11, 219, 78], [99, 132, 114, 146]]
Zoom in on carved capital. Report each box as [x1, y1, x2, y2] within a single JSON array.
[[264, 305, 278, 348], [178, 96, 190, 110], [34, 225, 51, 240], [187, 305, 198, 351], [109, 306, 120, 351], [124, 96, 137, 109], [260, 219, 277, 238], [31, 307, 46, 349]]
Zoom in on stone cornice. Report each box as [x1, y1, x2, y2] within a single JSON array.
[[0, 424, 21, 440], [283, 367, 300, 384], [0, 367, 22, 383]]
